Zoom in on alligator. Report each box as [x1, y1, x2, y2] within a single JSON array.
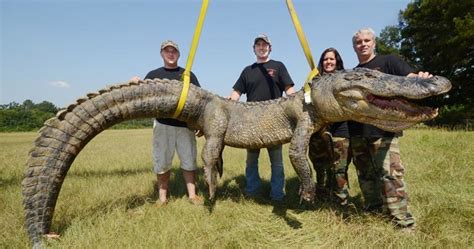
[[22, 68, 451, 247]]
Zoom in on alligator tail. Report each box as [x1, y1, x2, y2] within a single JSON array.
[[21, 79, 189, 247]]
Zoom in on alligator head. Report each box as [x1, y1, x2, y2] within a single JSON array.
[[311, 68, 452, 131]]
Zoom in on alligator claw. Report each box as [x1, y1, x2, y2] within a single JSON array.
[[204, 165, 218, 200]]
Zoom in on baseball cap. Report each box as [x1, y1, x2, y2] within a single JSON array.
[[160, 40, 179, 52], [254, 34, 271, 46]]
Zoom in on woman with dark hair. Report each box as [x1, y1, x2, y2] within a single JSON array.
[[317, 47, 345, 73], [309, 48, 351, 206]]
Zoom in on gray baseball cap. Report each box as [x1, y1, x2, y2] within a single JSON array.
[[254, 34, 271, 46], [160, 40, 179, 52]]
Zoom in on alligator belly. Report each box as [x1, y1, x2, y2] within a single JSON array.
[[223, 125, 293, 149]]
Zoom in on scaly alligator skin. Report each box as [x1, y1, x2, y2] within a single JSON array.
[[22, 68, 451, 247]]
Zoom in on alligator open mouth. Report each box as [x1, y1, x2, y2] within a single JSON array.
[[366, 93, 438, 118]]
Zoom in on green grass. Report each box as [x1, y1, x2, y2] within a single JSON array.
[[1, 129, 473, 248]]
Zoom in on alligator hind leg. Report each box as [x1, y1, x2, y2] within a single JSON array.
[[202, 136, 225, 200]]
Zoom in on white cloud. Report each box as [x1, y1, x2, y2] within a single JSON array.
[[50, 81, 70, 88]]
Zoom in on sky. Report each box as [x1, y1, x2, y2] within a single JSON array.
[[1, 0, 412, 107]]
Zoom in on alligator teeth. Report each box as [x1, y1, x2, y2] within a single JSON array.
[[357, 100, 369, 109], [339, 90, 364, 100]]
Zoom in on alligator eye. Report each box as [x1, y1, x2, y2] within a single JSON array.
[[344, 73, 362, 81], [364, 72, 377, 78]]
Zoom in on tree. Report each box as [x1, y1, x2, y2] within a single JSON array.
[[401, 0, 473, 107], [376, 24, 402, 57], [377, 0, 474, 126], [22, 99, 35, 110], [36, 101, 59, 113]]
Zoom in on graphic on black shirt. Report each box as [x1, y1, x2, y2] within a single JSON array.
[[233, 59, 294, 102]]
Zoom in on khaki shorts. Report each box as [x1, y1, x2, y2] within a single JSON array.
[[152, 120, 197, 174]]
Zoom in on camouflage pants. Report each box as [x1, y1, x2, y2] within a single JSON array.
[[308, 132, 350, 205], [350, 136, 415, 227]]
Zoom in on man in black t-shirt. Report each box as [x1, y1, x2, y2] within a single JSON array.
[[131, 40, 203, 206], [350, 28, 433, 230], [229, 34, 295, 202]]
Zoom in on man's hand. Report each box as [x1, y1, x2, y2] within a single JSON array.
[[408, 71, 433, 79], [130, 76, 141, 83], [285, 86, 296, 96], [228, 90, 241, 101]]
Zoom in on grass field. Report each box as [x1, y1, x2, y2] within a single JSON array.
[[1, 128, 473, 248]]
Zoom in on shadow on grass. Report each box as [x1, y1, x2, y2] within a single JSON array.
[[52, 167, 368, 235], [54, 192, 154, 235], [52, 168, 170, 234], [0, 176, 21, 188], [199, 173, 369, 229], [212, 174, 364, 210], [67, 167, 151, 178]]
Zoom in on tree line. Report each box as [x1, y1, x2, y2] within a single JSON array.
[[0, 100, 152, 132], [0, 100, 59, 132]]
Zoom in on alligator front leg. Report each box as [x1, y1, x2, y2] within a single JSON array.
[[201, 103, 228, 200], [289, 119, 315, 202]]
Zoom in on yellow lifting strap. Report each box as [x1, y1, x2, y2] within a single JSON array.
[[286, 0, 319, 103], [172, 0, 209, 119]]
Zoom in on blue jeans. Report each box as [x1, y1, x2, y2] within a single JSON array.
[[245, 145, 285, 201]]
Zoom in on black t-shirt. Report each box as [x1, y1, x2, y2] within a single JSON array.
[[329, 121, 349, 138], [233, 59, 295, 102], [348, 55, 415, 137], [144, 67, 200, 127]]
